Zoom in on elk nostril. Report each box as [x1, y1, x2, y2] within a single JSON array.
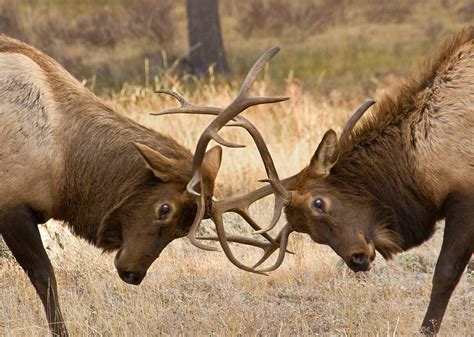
[[119, 271, 140, 285], [351, 253, 368, 266]]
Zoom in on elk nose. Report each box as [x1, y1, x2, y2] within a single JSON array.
[[350, 253, 370, 272], [118, 271, 143, 285]]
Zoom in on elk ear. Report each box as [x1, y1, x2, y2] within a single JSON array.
[[309, 129, 339, 177], [201, 145, 223, 196], [132, 142, 178, 182]]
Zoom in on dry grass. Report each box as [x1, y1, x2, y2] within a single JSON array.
[[0, 78, 472, 336]]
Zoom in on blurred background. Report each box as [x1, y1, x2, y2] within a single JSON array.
[[1, 0, 472, 95]]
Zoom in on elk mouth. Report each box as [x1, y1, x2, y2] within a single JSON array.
[[118, 270, 145, 285], [346, 247, 375, 272], [347, 258, 372, 272], [114, 249, 147, 285]]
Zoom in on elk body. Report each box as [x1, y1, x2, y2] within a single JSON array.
[[279, 27, 473, 333], [0, 35, 288, 336]]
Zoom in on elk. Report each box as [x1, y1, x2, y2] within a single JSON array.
[[282, 26, 473, 334], [161, 26, 473, 334], [284, 27, 473, 334], [0, 35, 290, 336]]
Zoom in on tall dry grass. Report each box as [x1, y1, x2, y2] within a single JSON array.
[[0, 75, 472, 336]]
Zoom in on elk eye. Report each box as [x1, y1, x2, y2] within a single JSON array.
[[159, 204, 171, 219], [313, 199, 325, 213]]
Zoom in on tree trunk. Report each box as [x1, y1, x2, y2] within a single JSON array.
[[186, 0, 229, 74]]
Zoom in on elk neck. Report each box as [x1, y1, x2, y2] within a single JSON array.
[[328, 27, 474, 250], [329, 89, 454, 251]]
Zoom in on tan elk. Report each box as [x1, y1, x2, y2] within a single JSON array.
[[161, 27, 473, 334], [0, 35, 291, 336]]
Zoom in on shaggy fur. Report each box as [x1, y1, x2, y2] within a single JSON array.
[[284, 26, 473, 334], [333, 26, 473, 249]]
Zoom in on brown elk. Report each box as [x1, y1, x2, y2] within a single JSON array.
[[0, 35, 290, 336], [281, 26, 473, 334], [162, 27, 473, 334]]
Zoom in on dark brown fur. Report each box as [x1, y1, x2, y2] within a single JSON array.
[[284, 26, 473, 334]]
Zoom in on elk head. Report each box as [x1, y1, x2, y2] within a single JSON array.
[[97, 142, 222, 285]]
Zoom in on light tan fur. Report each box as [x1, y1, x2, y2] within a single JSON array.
[[0, 52, 63, 217], [413, 41, 474, 205]]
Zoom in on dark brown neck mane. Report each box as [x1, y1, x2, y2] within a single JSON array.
[[329, 120, 439, 249], [56, 101, 193, 243], [325, 27, 474, 249]]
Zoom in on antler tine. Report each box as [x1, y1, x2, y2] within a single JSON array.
[[156, 89, 186, 105], [196, 234, 271, 249], [256, 224, 293, 272], [253, 195, 286, 235], [239, 47, 281, 97], [187, 192, 218, 251], [212, 212, 269, 275], [252, 223, 292, 269], [340, 99, 376, 142], [152, 89, 223, 117]]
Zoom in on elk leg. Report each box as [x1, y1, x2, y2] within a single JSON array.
[[421, 196, 473, 335], [0, 206, 68, 337]]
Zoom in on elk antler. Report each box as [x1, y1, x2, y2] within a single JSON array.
[[153, 47, 293, 274], [339, 99, 376, 143]]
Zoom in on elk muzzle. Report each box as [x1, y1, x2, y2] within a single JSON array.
[[114, 248, 150, 285], [345, 240, 376, 272]]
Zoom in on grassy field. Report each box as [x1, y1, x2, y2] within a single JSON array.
[[1, 221, 472, 336], [0, 78, 472, 335]]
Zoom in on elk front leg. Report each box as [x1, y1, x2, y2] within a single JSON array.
[[0, 206, 68, 337], [421, 196, 473, 335]]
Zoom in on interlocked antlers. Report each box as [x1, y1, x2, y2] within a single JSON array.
[[153, 47, 294, 274], [154, 47, 376, 275]]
